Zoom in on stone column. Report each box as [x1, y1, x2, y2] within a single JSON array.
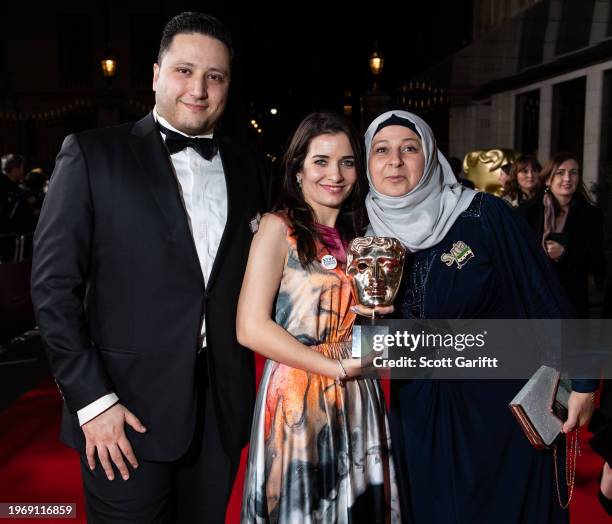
[[537, 83, 552, 163], [583, 68, 604, 194]]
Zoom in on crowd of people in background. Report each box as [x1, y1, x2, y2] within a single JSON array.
[[0, 153, 48, 262], [448, 149, 606, 320]]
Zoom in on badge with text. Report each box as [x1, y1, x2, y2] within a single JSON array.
[[441, 241, 475, 269], [321, 254, 337, 270]]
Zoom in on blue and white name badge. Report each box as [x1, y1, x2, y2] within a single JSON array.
[[321, 254, 337, 270]]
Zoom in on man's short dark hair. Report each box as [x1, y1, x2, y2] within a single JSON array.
[[1, 153, 24, 175], [158, 12, 234, 64]]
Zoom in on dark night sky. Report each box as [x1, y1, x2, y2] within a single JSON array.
[[3, 1, 472, 158], [214, 2, 472, 148], [4, 1, 472, 114], [227, 3, 472, 108]]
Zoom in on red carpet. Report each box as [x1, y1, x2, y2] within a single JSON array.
[[0, 361, 609, 523]]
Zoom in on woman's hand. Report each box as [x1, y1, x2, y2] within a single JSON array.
[[350, 304, 394, 318], [545, 240, 565, 261], [562, 391, 595, 433], [339, 357, 363, 379]]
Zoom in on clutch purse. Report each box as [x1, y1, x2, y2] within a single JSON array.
[[508, 365, 570, 449], [509, 365, 581, 509]]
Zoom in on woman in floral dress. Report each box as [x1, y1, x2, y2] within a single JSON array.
[[237, 112, 400, 523]]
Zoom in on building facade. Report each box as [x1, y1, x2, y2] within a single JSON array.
[[444, 0, 612, 192]]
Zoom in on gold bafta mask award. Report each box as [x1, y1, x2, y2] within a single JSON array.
[[346, 237, 406, 308], [463, 149, 518, 196], [346, 236, 406, 361]]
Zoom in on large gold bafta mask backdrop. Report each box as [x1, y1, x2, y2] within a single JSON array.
[[346, 237, 406, 308], [463, 149, 518, 196]]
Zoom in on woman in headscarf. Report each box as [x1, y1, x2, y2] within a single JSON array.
[[363, 110, 598, 523]]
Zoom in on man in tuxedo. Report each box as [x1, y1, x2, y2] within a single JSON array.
[[31, 12, 269, 523]]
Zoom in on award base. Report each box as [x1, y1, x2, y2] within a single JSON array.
[[351, 318, 389, 359]]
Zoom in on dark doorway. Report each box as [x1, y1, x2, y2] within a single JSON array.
[[551, 76, 586, 162], [515, 89, 540, 155]]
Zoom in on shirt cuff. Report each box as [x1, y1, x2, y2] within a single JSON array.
[[77, 393, 119, 426]]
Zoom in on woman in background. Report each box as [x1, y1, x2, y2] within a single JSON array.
[[519, 152, 605, 317], [502, 154, 541, 207]]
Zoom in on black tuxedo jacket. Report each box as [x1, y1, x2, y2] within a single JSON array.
[[31, 113, 270, 460]]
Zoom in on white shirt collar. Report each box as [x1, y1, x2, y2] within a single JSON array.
[[153, 106, 214, 139]]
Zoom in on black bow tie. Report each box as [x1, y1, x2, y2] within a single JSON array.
[[157, 122, 217, 160]]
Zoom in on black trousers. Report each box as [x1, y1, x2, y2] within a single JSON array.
[[80, 352, 240, 523]]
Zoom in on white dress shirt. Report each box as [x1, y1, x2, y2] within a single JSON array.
[[77, 108, 227, 425]]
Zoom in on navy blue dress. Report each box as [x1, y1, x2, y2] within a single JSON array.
[[391, 192, 596, 524]]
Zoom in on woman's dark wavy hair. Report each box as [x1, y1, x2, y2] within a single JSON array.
[[276, 112, 368, 267], [503, 154, 542, 202], [541, 152, 593, 211]]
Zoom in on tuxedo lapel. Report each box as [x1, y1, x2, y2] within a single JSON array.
[[205, 136, 247, 293], [129, 113, 205, 287]]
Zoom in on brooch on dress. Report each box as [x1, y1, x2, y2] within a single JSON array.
[[441, 241, 475, 269]]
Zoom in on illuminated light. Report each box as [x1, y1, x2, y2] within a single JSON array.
[[368, 51, 384, 75], [101, 57, 117, 77]]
